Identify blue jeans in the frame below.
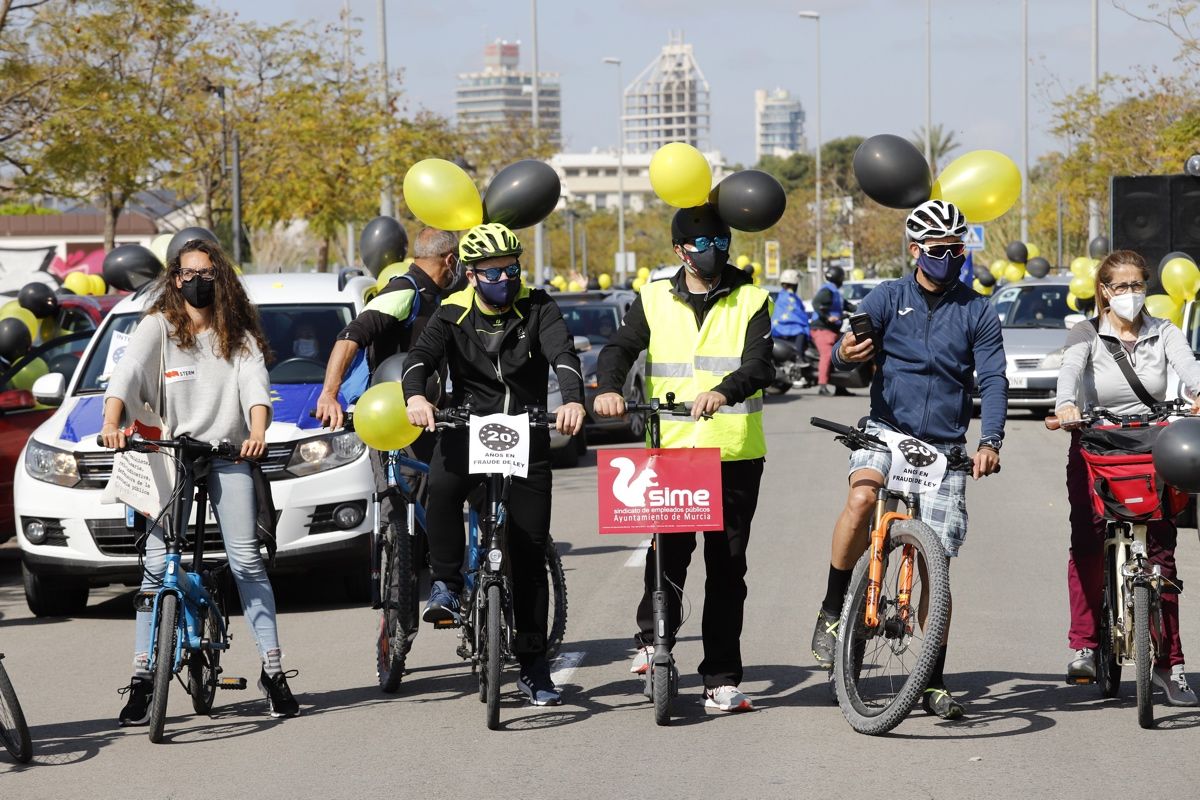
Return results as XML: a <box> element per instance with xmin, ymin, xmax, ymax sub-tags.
<box><xmin>133</xmin><ymin>460</ymin><xmax>280</xmax><ymax>669</ymax></box>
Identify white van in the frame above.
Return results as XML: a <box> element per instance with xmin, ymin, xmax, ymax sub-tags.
<box><xmin>14</xmin><ymin>272</ymin><xmax>378</xmax><ymax>616</ymax></box>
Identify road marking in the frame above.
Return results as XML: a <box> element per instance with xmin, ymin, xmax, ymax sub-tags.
<box><xmin>623</xmin><ymin>538</ymin><xmax>651</xmax><ymax>568</ymax></box>
<box><xmin>551</xmin><ymin>651</ymin><xmax>585</xmax><ymax>686</ymax></box>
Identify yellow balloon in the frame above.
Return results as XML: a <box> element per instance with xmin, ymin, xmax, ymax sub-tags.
<box><xmin>402</xmin><ymin>158</ymin><xmax>483</xmax><ymax>231</ymax></box>
<box><xmin>972</xmin><ymin>279</ymin><xmax>993</xmax><ymax>296</ymax></box>
<box><xmin>353</xmin><ymin>382</ymin><xmax>421</xmax><ymax>450</ymax></box>
<box><xmin>735</xmin><ymin>254</ymin><xmax>751</xmax><ymax>269</ymax></box>
<box><xmin>1003</xmin><ymin>264</ymin><xmax>1025</xmax><ymax>283</ymax></box>
<box><xmin>38</xmin><ymin>317</ymin><xmax>57</xmax><ymax>343</ymax></box>
<box><xmin>636</xmin><ymin>266</ymin><xmax>650</xmax><ymax>280</ymax></box>
<box><xmin>1087</xmin><ymin>258</ymin><xmax>1100</xmax><ymax>279</ymax></box>
<box><xmin>850</xmin><ymin>268</ymin><xmax>866</xmax><ymax>281</ymax></box>
<box><xmin>10</xmin><ymin>357</ymin><xmax>47</xmax><ymax>391</ymax></box>
<box><xmin>1070</xmin><ymin>256</ymin><xmax>1091</xmax><ymax>277</ymax></box>
<box><xmin>751</xmin><ymin>262</ymin><xmax>762</xmax><ymax>275</ymax></box>
<box><xmin>88</xmin><ymin>274</ymin><xmax>106</xmax><ymax>296</ymax></box>
<box><xmin>648</xmin><ymin>142</ymin><xmax>712</xmax><ymax>207</ymax></box>
<box><xmin>1025</xmin><ymin>243</ymin><xmax>1040</xmax><ymax>260</ymax></box>
<box><xmin>1161</xmin><ymin>257</ymin><xmax>1200</xmax><ymax>302</ymax></box>
<box><xmin>597</xmin><ymin>273</ymin><xmax>612</xmax><ymax>289</ymax></box>
<box><xmin>567</xmin><ymin>280</ymin><xmax>584</xmax><ymax>292</ymax></box>
<box><xmin>550</xmin><ymin>274</ymin><xmax>567</xmax><ymax>288</ymax></box>
<box><xmin>990</xmin><ymin>259</ymin><xmax>1008</xmax><ymax>279</ymax></box>
<box><xmin>0</xmin><ymin>301</ymin><xmax>38</xmax><ymax>338</ymax></box>
<box><xmin>375</xmin><ymin>260</ymin><xmax>412</xmax><ymax>292</ymax></box>
<box><xmin>930</xmin><ymin>150</ymin><xmax>1021</xmax><ymax>223</ymax></box>
<box><xmin>1066</xmin><ymin>293</ymin><xmax>1080</xmax><ymax>312</ymax></box>
<box><xmin>1069</xmin><ymin>275</ymin><xmax>1095</xmax><ymax>300</ymax></box>
<box><xmin>1145</xmin><ymin>293</ymin><xmax>1183</xmax><ymax>326</ymax></box>
<box><xmin>631</xmin><ymin>277</ymin><xmax>646</xmax><ymax>292</ymax></box>
<box><xmin>63</xmin><ymin>271</ymin><xmax>91</xmax><ymax>295</ymax></box>
<box><xmin>150</xmin><ymin>233</ymin><xmax>172</xmax><ymax>266</ymax></box>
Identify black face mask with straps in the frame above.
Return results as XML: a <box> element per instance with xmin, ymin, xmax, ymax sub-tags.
<box><xmin>180</xmin><ymin>277</ymin><xmax>215</xmax><ymax>309</ymax></box>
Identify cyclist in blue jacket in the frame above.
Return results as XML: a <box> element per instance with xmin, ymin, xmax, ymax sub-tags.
<box><xmin>771</xmin><ymin>269</ymin><xmax>810</xmax><ymax>354</ymax></box>
<box><xmin>808</xmin><ymin>199</ymin><xmax>1006</xmax><ymax>720</ymax></box>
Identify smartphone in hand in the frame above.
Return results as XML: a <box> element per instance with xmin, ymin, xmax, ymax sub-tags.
<box><xmin>848</xmin><ymin>312</ymin><xmax>876</xmax><ymax>344</ymax></box>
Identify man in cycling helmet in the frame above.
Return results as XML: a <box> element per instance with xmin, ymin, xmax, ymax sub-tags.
<box><xmin>402</xmin><ymin>223</ymin><xmax>586</xmax><ymax>706</ymax></box>
<box><xmin>809</xmin><ymin>199</ymin><xmax>1006</xmax><ymax>720</ymax></box>
<box><xmin>811</xmin><ymin>264</ymin><xmax>848</xmax><ymax>395</ymax></box>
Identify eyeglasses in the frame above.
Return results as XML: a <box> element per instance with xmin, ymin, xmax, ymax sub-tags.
<box><xmin>684</xmin><ymin>236</ymin><xmax>731</xmax><ymax>253</ymax></box>
<box><xmin>1104</xmin><ymin>281</ymin><xmax>1147</xmax><ymax>295</ymax></box>
<box><xmin>914</xmin><ymin>241</ymin><xmax>966</xmax><ymax>259</ymax></box>
<box><xmin>472</xmin><ymin>263</ymin><xmax>521</xmax><ymax>282</ymax></box>
<box><xmin>176</xmin><ymin>268</ymin><xmax>216</xmax><ymax>282</ymax></box>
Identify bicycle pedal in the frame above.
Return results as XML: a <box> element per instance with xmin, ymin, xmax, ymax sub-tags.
<box><xmin>433</xmin><ymin>619</ymin><xmax>461</xmax><ymax>629</ymax></box>
<box><xmin>1066</xmin><ymin>675</ymin><xmax>1096</xmax><ymax>686</ymax></box>
<box><xmin>218</xmin><ymin>677</ymin><xmax>248</xmax><ymax>690</ymax></box>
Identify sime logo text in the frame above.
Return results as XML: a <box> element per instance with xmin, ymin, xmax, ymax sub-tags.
<box><xmin>647</xmin><ymin>487</ymin><xmax>710</xmax><ymax>507</ymax></box>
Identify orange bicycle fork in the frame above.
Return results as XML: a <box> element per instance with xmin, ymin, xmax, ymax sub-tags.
<box><xmin>863</xmin><ymin>491</ymin><xmax>915</xmax><ymax>630</ymax></box>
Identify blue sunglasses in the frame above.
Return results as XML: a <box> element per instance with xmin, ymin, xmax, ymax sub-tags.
<box><xmin>472</xmin><ymin>263</ymin><xmax>522</xmax><ymax>282</ymax></box>
<box><xmin>687</xmin><ymin>236</ymin><xmax>730</xmax><ymax>253</ymax></box>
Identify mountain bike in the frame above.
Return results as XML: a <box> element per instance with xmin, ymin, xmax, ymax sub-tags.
<box><xmin>98</xmin><ymin>434</ymin><xmax>248</xmax><ymax>743</ymax></box>
<box><xmin>0</xmin><ymin>653</ymin><xmax>32</xmax><ymax>763</ymax></box>
<box><xmin>810</xmin><ymin>417</ymin><xmax>979</xmax><ymax>735</ymax></box>
<box><xmin>1046</xmin><ymin>401</ymin><xmax>1193</xmax><ymax>729</ymax></box>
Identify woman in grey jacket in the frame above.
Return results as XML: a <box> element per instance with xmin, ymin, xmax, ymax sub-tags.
<box><xmin>1055</xmin><ymin>250</ymin><xmax>1200</xmax><ymax>705</ymax></box>
<box><xmin>102</xmin><ymin>240</ymin><xmax>299</xmax><ymax>724</ymax></box>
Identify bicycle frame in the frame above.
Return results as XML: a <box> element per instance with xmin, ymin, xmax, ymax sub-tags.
<box><xmin>1104</xmin><ymin>521</ymin><xmax>1162</xmax><ymax>665</ymax></box>
<box><xmin>370</xmin><ymin>449</ymin><xmax>429</xmax><ymax>608</ymax></box>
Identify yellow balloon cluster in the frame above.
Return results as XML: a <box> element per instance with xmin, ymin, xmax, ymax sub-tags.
<box><xmin>1146</xmin><ymin>294</ymin><xmax>1184</xmax><ymax>327</ymax></box>
<box><xmin>567</xmin><ymin>280</ymin><xmax>584</xmax><ymax>292</ymax></box>
<box><xmin>1062</xmin><ymin>256</ymin><xmax>1102</xmax><ymax>311</ymax></box>
<box><xmin>649</xmin><ymin>143</ymin><xmax>712</xmax><ymax>208</ymax></box>
<box><xmin>0</xmin><ymin>301</ymin><xmax>37</xmax><ymax>339</ymax></box>
<box><xmin>632</xmin><ymin>277</ymin><xmax>646</xmax><ymax>292</ymax></box>
<box><xmin>1003</xmin><ymin>263</ymin><xmax>1025</xmax><ymax>283</ymax></box>
<box><xmin>972</xmin><ymin>279</ymin><xmax>993</xmax><ymax>296</ymax></box>
<box><xmin>550</xmin><ymin>274</ymin><xmax>568</xmax><ymax>290</ymax></box>
<box><xmin>636</xmin><ymin>266</ymin><xmax>650</xmax><ymax>280</ymax></box>
<box><xmin>735</xmin><ymin>255</ymin><xmax>751</xmax><ymax>269</ymax></box>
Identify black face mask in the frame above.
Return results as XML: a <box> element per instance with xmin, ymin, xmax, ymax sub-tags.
<box><xmin>683</xmin><ymin>247</ymin><xmax>728</xmax><ymax>281</ymax></box>
<box><xmin>180</xmin><ymin>278</ymin><xmax>215</xmax><ymax>309</ymax></box>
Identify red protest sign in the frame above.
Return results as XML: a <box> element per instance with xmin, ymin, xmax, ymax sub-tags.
<box><xmin>597</xmin><ymin>448</ymin><xmax>723</xmax><ymax>534</ymax></box>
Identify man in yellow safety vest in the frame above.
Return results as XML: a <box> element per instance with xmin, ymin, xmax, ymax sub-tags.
<box><xmin>594</xmin><ymin>203</ymin><xmax>774</xmax><ymax>712</ymax></box>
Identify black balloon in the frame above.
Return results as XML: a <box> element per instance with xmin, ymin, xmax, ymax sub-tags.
<box><xmin>483</xmin><ymin>160</ymin><xmax>562</xmax><ymax>230</ymax></box>
<box><xmin>1005</xmin><ymin>241</ymin><xmax>1028</xmax><ymax>264</ymax></box>
<box><xmin>18</xmin><ymin>282</ymin><xmax>58</xmax><ymax>319</ymax></box>
<box><xmin>707</xmin><ymin>170</ymin><xmax>787</xmax><ymax>232</ymax></box>
<box><xmin>1088</xmin><ymin>235</ymin><xmax>1110</xmax><ymax>259</ymax></box>
<box><xmin>851</xmin><ymin>134</ymin><xmax>931</xmax><ymax>209</ymax></box>
<box><xmin>103</xmin><ymin>245</ymin><xmax>163</xmax><ymax>292</ymax></box>
<box><xmin>1154</xmin><ymin>417</ymin><xmax>1200</xmax><ymax>493</ymax></box>
<box><xmin>166</xmin><ymin>227</ymin><xmax>219</xmax><ymax>267</ymax></box>
<box><xmin>360</xmin><ymin>217</ymin><xmax>409</xmax><ymax>275</ymax></box>
<box><xmin>0</xmin><ymin>317</ymin><xmax>32</xmax><ymax>362</ymax></box>
<box><xmin>1026</xmin><ymin>257</ymin><xmax>1051</xmax><ymax>279</ymax></box>
<box><xmin>975</xmin><ymin>268</ymin><xmax>996</xmax><ymax>287</ymax></box>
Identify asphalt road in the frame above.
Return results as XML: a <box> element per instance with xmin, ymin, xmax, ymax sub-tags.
<box><xmin>3</xmin><ymin>390</ymin><xmax>1200</xmax><ymax>799</ymax></box>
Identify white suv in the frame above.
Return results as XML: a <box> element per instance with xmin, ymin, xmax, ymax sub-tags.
<box><xmin>15</xmin><ymin>272</ymin><xmax>378</xmax><ymax>616</ymax></box>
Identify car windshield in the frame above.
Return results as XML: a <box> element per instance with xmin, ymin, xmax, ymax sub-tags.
<box><xmin>559</xmin><ymin>304</ymin><xmax>621</xmax><ymax>344</ymax></box>
<box><xmin>990</xmin><ymin>284</ymin><xmax>1072</xmax><ymax>329</ymax></box>
<box><xmin>842</xmin><ymin>282</ymin><xmax>876</xmax><ymax>302</ymax></box>
<box><xmin>74</xmin><ymin>303</ymin><xmax>356</xmax><ymax>394</ymax></box>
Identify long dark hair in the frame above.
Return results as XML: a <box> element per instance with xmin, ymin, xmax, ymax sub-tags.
<box><xmin>1093</xmin><ymin>250</ymin><xmax>1150</xmax><ymax>318</ymax></box>
<box><xmin>148</xmin><ymin>239</ymin><xmax>271</xmax><ymax>362</ymax></box>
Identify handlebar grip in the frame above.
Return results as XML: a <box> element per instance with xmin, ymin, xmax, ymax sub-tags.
<box><xmin>809</xmin><ymin>416</ymin><xmax>858</xmax><ymax>438</ymax></box>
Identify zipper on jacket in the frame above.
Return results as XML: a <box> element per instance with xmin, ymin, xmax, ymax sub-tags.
<box><xmin>494</xmin><ymin>355</ymin><xmax>511</xmax><ymax>414</ymax></box>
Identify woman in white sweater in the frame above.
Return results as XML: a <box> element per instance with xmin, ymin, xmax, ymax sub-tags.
<box><xmin>102</xmin><ymin>239</ymin><xmax>299</xmax><ymax>724</ymax></box>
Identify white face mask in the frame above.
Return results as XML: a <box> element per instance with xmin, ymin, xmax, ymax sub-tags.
<box><xmin>294</xmin><ymin>338</ymin><xmax>318</xmax><ymax>358</ymax></box>
<box><xmin>1109</xmin><ymin>292</ymin><xmax>1145</xmax><ymax>322</ymax></box>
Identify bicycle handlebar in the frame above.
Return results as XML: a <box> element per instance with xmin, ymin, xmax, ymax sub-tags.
<box><xmin>432</xmin><ymin>404</ymin><xmax>555</xmax><ymax>430</ymax></box>
<box><xmin>95</xmin><ymin>433</ymin><xmax>240</xmax><ymax>461</ymax></box>
<box><xmin>1045</xmin><ymin>398</ymin><xmax>1194</xmax><ymax>431</ymax></box>
<box><xmin>808</xmin><ymin>417</ymin><xmax>987</xmax><ymax>474</ymax></box>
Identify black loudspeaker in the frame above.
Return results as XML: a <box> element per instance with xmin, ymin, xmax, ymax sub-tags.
<box><xmin>1111</xmin><ymin>174</ymin><xmax>1200</xmax><ymax>291</ymax></box>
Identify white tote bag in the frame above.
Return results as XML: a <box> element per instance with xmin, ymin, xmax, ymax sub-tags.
<box><xmin>100</xmin><ymin>319</ymin><xmax>176</xmax><ymax>519</ymax></box>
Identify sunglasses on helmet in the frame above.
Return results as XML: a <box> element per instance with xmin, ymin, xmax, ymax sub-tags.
<box><xmin>472</xmin><ymin>263</ymin><xmax>521</xmax><ymax>282</ymax></box>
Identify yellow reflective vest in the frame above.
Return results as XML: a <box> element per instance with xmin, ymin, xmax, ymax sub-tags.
<box><xmin>641</xmin><ymin>278</ymin><xmax>769</xmax><ymax>461</ymax></box>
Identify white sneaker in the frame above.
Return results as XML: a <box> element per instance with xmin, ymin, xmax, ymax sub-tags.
<box><xmin>629</xmin><ymin>646</ymin><xmax>654</xmax><ymax>674</ymax></box>
<box><xmin>1152</xmin><ymin>665</ymin><xmax>1200</xmax><ymax>707</ymax></box>
<box><xmin>704</xmin><ymin>685</ymin><xmax>754</xmax><ymax>712</ymax></box>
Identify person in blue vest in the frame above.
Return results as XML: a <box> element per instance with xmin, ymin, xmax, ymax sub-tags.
<box><xmin>771</xmin><ymin>268</ymin><xmax>810</xmax><ymax>354</ymax></box>
<box><xmin>810</xmin><ymin>265</ymin><xmax>847</xmax><ymax>396</ymax></box>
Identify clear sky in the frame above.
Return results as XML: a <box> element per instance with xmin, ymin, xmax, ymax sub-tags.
<box><xmin>211</xmin><ymin>0</ymin><xmax>1187</xmax><ymax>169</ymax></box>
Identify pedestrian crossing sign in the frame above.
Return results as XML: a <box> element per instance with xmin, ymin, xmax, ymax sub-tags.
<box><xmin>964</xmin><ymin>224</ymin><xmax>985</xmax><ymax>251</ymax></box>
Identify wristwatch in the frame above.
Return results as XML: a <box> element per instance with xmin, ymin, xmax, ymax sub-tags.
<box><xmin>978</xmin><ymin>436</ymin><xmax>1003</xmax><ymax>452</ymax></box>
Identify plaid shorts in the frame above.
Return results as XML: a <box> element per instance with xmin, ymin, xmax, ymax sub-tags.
<box><xmin>847</xmin><ymin>421</ymin><xmax>969</xmax><ymax>557</ymax></box>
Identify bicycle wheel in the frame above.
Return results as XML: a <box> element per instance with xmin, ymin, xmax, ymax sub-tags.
<box><xmin>653</xmin><ymin>661</ymin><xmax>671</xmax><ymax>726</ymax></box>
<box><xmin>1097</xmin><ymin>557</ymin><xmax>1122</xmax><ymax>698</ymax></box>
<box><xmin>148</xmin><ymin>593</ymin><xmax>178</xmax><ymax>744</ymax></box>
<box><xmin>546</xmin><ymin>538</ymin><xmax>568</xmax><ymax>658</ymax></box>
<box><xmin>1134</xmin><ymin>584</ymin><xmax>1155</xmax><ymax>729</ymax></box>
<box><xmin>484</xmin><ymin>583</ymin><xmax>502</xmax><ymax>731</ymax></box>
<box><xmin>0</xmin><ymin>660</ymin><xmax>32</xmax><ymax>763</ymax></box>
<box><xmin>187</xmin><ymin>601</ymin><xmax>221</xmax><ymax>715</ymax></box>
<box><xmin>377</xmin><ymin>523</ymin><xmax>419</xmax><ymax>693</ymax></box>
<box><xmin>834</xmin><ymin>518</ymin><xmax>950</xmax><ymax>736</ymax></box>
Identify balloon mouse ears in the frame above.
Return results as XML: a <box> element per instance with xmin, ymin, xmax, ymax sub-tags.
<box><xmin>708</xmin><ymin>170</ymin><xmax>787</xmax><ymax>233</ymax></box>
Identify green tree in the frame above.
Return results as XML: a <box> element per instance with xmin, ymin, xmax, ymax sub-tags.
<box><xmin>910</xmin><ymin>123</ymin><xmax>960</xmax><ymax>175</ymax></box>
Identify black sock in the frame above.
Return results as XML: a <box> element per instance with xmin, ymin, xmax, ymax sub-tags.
<box><xmin>821</xmin><ymin>565</ymin><xmax>853</xmax><ymax>615</ymax></box>
<box><xmin>928</xmin><ymin>645</ymin><xmax>948</xmax><ymax>687</ymax></box>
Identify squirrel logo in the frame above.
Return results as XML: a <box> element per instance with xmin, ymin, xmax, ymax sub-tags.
<box><xmin>610</xmin><ymin>456</ymin><xmax>659</xmax><ymax>507</ymax></box>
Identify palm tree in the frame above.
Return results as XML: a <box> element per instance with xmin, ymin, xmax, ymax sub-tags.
<box><xmin>911</xmin><ymin>123</ymin><xmax>961</xmax><ymax>175</ymax></box>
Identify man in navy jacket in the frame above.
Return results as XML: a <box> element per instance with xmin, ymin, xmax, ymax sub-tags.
<box><xmin>810</xmin><ymin>200</ymin><xmax>1006</xmax><ymax>720</ymax></box>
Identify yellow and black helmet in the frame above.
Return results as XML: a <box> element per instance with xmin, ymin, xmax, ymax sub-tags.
<box><xmin>458</xmin><ymin>223</ymin><xmax>523</xmax><ymax>264</ymax></box>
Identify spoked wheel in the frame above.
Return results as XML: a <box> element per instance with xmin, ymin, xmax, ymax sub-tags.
<box><xmin>652</xmin><ymin>661</ymin><xmax>671</xmax><ymax>726</ymax></box>
<box><xmin>834</xmin><ymin>519</ymin><xmax>950</xmax><ymax>736</ymax></box>
<box><xmin>1097</xmin><ymin>566</ymin><xmax>1122</xmax><ymax>698</ymax></box>
<box><xmin>484</xmin><ymin>583</ymin><xmax>502</xmax><ymax>731</ymax></box>
<box><xmin>546</xmin><ymin>538</ymin><xmax>569</xmax><ymax>658</ymax></box>
<box><xmin>148</xmin><ymin>593</ymin><xmax>179</xmax><ymax>744</ymax></box>
<box><xmin>187</xmin><ymin>601</ymin><xmax>221</xmax><ymax>715</ymax></box>
<box><xmin>1134</xmin><ymin>584</ymin><xmax>1155</xmax><ymax>729</ymax></box>
<box><xmin>0</xmin><ymin>658</ymin><xmax>32</xmax><ymax>763</ymax></box>
<box><xmin>377</xmin><ymin>524</ymin><xmax>419</xmax><ymax>693</ymax></box>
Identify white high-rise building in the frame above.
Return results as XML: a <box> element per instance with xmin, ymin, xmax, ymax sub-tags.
<box><xmin>755</xmin><ymin>89</ymin><xmax>806</xmax><ymax>161</ymax></box>
<box><xmin>622</xmin><ymin>32</ymin><xmax>710</xmax><ymax>154</ymax></box>
<box><xmin>456</xmin><ymin>40</ymin><xmax>561</xmax><ymax>148</ymax></box>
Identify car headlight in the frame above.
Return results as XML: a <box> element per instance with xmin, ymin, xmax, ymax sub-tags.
<box><xmin>285</xmin><ymin>430</ymin><xmax>366</xmax><ymax>477</ymax></box>
<box><xmin>1039</xmin><ymin>348</ymin><xmax>1066</xmax><ymax>370</ymax></box>
<box><xmin>25</xmin><ymin>440</ymin><xmax>80</xmax><ymax>487</ymax></box>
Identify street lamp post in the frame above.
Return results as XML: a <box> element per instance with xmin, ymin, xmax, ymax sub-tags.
<box><xmin>204</xmin><ymin>82</ymin><xmax>243</xmax><ymax>266</ymax></box>
<box><xmin>377</xmin><ymin>0</ymin><xmax>393</xmax><ymax>217</ymax></box>
<box><xmin>1021</xmin><ymin>0</ymin><xmax>1029</xmax><ymax>243</ymax></box>
<box><xmin>531</xmin><ymin>0</ymin><xmax>545</xmax><ymax>281</ymax></box>
<box><xmin>925</xmin><ymin>0</ymin><xmax>932</xmax><ymax>168</ymax></box>
<box><xmin>602</xmin><ymin>57</ymin><xmax>626</xmax><ymax>285</ymax></box>
<box><xmin>798</xmin><ymin>12</ymin><xmax>822</xmax><ymax>276</ymax></box>
<box><xmin>1088</xmin><ymin>0</ymin><xmax>1101</xmax><ymax>242</ymax></box>
<box><xmin>566</xmin><ymin>209</ymin><xmax>577</xmax><ymax>276</ymax></box>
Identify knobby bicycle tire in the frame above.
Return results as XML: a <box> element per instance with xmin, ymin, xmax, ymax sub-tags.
<box><xmin>834</xmin><ymin>518</ymin><xmax>950</xmax><ymax>736</ymax></box>
<box><xmin>377</xmin><ymin>520</ymin><xmax>419</xmax><ymax>693</ymax></box>
<box><xmin>0</xmin><ymin>660</ymin><xmax>32</xmax><ymax>763</ymax></box>
<box><xmin>485</xmin><ymin>583</ymin><xmax>502</xmax><ymax>731</ymax></box>
<box><xmin>188</xmin><ymin>600</ymin><xmax>221</xmax><ymax>715</ymax></box>
<box><xmin>148</xmin><ymin>593</ymin><xmax>179</xmax><ymax>744</ymax></box>
<box><xmin>546</xmin><ymin>538</ymin><xmax>568</xmax><ymax>658</ymax></box>
<box><xmin>1098</xmin><ymin>556</ymin><xmax>1122</xmax><ymax>699</ymax></box>
<box><xmin>1134</xmin><ymin>584</ymin><xmax>1155</xmax><ymax>729</ymax></box>
<box><xmin>653</xmin><ymin>663</ymin><xmax>671</xmax><ymax>726</ymax></box>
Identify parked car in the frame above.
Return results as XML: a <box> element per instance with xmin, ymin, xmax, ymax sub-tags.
<box><xmin>14</xmin><ymin>272</ymin><xmax>378</xmax><ymax>616</ymax></box>
<box><xmin>841</xmin><ymin>278</ymin><xmax>884</xmax><ymax>309</ymax></box>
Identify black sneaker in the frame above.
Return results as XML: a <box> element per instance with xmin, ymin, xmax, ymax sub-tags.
<box><xmin>517</xmin><ymin>659</ymin><xmax>561</xmax><ymax>706</ymax></box>
<box><xmin>258</xmin><ymin>668</ymin><xmax>300</xmax><ymax>718</ymax></box>
<box><xmin>811</xmin><ymin>608</ymin><xmax>839</xmax><ymax>670</ymax></box>
<box><xmin>117</xmin><ymin>676</ymin><xmax>153</xmax><ymax>726</ymax></box>
<box><xmin>834</xmin><ymin>387</ymin><xmax>854</xmax><ymax>397</ymax></box>
<box><xmin>922</xmin><ymin>686</ymin><xmax>965</xmax><ymax>720</ymax></box>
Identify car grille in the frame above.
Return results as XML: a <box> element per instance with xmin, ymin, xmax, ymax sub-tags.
<box><xmin>86</xmin><ymin>518</ymin><xmax>225</xmax><ymax>557</ymax></box>
<box><xmin>1008</xmin><ymin>388</ymin><xmax>1056</xmax><ymax>400</ymax></box>
<box><xmin>1012</xmin><ymin>358</ymin><xmax>1042</xmax><ymax>370</ymax></box>
<box><xmin>75</xmin><ymin>444</ymin><xmax>296</xmax><ymax>489</ymax></box>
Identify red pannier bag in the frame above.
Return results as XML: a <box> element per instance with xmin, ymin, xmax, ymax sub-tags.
<box><xmin>1079</xmin><ymin>423</ymin><xmax>1190</xmax><ymax>522</ymax></box>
